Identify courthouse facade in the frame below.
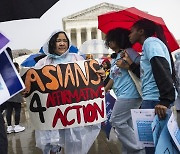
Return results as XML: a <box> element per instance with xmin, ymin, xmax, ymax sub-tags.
<box><xmin>62</xmin><ymin>2</ymin><xmax>126</xmax><ymax>57</ymax></box>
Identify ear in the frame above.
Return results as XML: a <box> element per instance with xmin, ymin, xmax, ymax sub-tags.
<box><xmin>138</xmin><ymin>29</ymin><xmax>144</xmax><ymax>35</ymax></box>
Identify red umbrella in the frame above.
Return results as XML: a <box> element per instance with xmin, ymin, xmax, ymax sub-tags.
<box><xmin>98</xmin><ymin>7</ymin><xmax>179</xmax><ymax>52</ymax></box>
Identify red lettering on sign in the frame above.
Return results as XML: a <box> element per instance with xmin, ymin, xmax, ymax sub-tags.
<box><xmin>46</xmin><ymin>86</ymin><xmax>104</xmax><ymax>107</ymax></box>
<box><xmin>52</xmin><ymin>100</ymin><xmax>105</xmax><ymax>128</ymax></box>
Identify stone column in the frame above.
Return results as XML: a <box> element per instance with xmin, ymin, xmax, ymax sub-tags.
<box><xmin>66</xmin><ymin>29</ymin><xmax>71</xmax><ymax>41</ymax></box>
<box><xmin>86</xmin><ymin>27</ymin><xmax>92</xmax><ymax>41</ymax></box>
<box><xmin>76</xmin><ymin>28</ymin><xmax>81</xmax><ymax>48</ymax></box>
<box><xmin>97</xmin><ymin>29</ymin><xmax>102</xmax><ymax>40</ymax></box>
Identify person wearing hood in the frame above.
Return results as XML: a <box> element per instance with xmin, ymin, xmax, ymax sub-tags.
<box><xmin>33</xmin><ymin>30</ymin><xmax>102</xmax><ymax>154</ymax></box>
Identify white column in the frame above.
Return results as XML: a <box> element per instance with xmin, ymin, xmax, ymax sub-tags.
<box><xmin>97</xmin><ymin>29</ymin><xmax>102</xmax><ymax>40</ymax></box>
<box><xmin>66</xmin><ymin>29</ymin><xmax>71</xmax><ymax>41</ymax></box>
<box><xmin>86</xmin><ymin>27</ymin><xmax>92</xmax><ymax>41</ymax></box>
<box><xmin>76</xmin><ymin>28</ymin><xmax>81</xmax><ymax>48</ymax></box>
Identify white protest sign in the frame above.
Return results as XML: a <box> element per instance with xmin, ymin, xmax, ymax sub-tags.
<box><xmin>22</xmin><ymin>59</ymin><xmax>106</xmax><ymax>130</ymax></box>
<box><xmin>131</xmin><ymin>109</ymin><xmax>155</xmax><ymax>147</ymax></box>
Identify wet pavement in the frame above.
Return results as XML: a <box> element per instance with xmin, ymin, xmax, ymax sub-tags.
<box><xmin>5</xmin><ymin>103</ymin><xmax>122</xmax><ymax>154</ymax></box>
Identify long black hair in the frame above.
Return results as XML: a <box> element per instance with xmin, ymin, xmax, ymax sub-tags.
<box><xmin>133</xmin><ymin>19</ymin><xmax>177</xmax><ymax>85</ymax></box>
<box><xmin>48</xmin><ymin>31</ymin><xmax>69</xmax><ymax>54</ymax></box>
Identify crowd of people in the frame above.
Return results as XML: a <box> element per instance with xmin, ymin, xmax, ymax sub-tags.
<box><xmin>0</xmin><ymin>18</ymin><xmax>180</xmax><ymax>154</ymax></box>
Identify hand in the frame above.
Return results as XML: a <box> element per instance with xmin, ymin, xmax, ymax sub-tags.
<box><xmin>123</xmin><ymin>51</ymin><xmax>133</xmax><ymax>65</ymax></box>
<box><xmin>116</xmin><ymin>59</ymin><xmax>129</xmax><ymax>69</ymax></box>
<box><xmin>96</xmin><ymin>69</ymin><xmax>106</xmax><ymax>80</ymax></box>
<box><xmin>120</xmin><ymin>50</ymin><xmax>126</xmax><ymax>58</ymax></box>
<box><xmin>155</xmin><ymin>104</ymin><xmax>167</xmax><ymax>119</ymax></box>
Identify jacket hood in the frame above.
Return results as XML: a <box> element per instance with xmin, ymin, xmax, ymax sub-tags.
<box><xmin>42</xmin><ymin>30</ymin><xmax>71</xmax><ymax>59</ymax></box>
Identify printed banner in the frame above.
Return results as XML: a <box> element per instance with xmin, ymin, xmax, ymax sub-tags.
<box><xmin>0</xmin><ymin>50</ymin><xmax>25</xmax><ymax>105</ymax></box>
<box><xmin>131</xmin><ymin>109</ymin><xmax>155</xmax><ymax>147</ymax></box>
<box><xmin>22</xmin><ymin>59</ymin><xmax>106</xmax><ymax>130</ymax></box>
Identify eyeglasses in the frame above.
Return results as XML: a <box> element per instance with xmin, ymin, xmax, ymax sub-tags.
<box><xmin>56</xmin><ymin>39</ymin><xmax>68</xmax><ymax>43</ymax></box>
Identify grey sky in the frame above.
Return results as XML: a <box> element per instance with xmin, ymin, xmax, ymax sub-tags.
<box><xmin>0</xmin><ymin>0</ymin><xmax>179</xmax><ymax>50</ymax></box>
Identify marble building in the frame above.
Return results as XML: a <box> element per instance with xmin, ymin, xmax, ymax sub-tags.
<box><xmin>62</xmin><ymin>2</ymin><xmax>126</xmax><ymax>58</ymax></box>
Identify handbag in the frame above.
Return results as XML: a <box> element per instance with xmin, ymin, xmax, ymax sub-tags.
<box><xmin>128</xmin><ymin>70</ymin><xmax>142</xmax><ymax>96</ymax></box>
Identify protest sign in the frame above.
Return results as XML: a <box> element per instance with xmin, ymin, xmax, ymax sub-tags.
<box><xmin>167</xmin><ymin>112</ymin><xmax>180</xmax><ymax>152</ymax></box>
<box><xmin>153</xmin><ymin>113</ymin><xmax>179</xmax><ymax>153</ymax></box>
<box><xmin>101</xmin><ymin>89</ymin><xmax>116</xmax><ymax>139</ymax></box>
<box><xmin>22</xmin><ymin>59</ymin><xmax>106</xmax><ymax>130</ymax></box>
<box><xmin>152</xmin><ymin>114</ymin><xmax>169</xmax><ymax>147</ymax></box>
<box><xmin>131</xmin><ymin>109</ymin><xmax>155</xmax><ymax>147</ymax></box>
<box><xmin>0</xmin><ymin>50</ymin><xmax>25</xmax><ymax>105</ymax></box>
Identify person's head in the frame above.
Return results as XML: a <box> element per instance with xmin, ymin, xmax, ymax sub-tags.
<box><xmin>86</xmin><ymin>54</ymin><xmax>94</xmax><ymax>60</ymax></box>
<box><xmin>129</xmin><ymin>19</ymin><xmax>168</xmax><ymax>48</ymax></box>
<box><xmin>102</xmin><ymin>59</ymin><xmax>111</xmax><ymax>70</ymax></box>
<box><xmin>105</xmin><ymin>28</ymin><xmax>132</xmax><ymax>53</ymax></box>
<box><xmin>48</xmin><ymin>31</ymin><xmax>70</xmax><ymax>55</ymax></box>
<box><xmin>130</xmin><ymin>19</ymin><xmax>177</xmax><ymax>87</ymax></box>
<box><xmin>14</xmin><ymin>62</ymin><xmax>20</xmax><ymax>72</ymax></box>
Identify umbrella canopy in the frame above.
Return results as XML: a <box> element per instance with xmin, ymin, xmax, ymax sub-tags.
<box><xmin>69</xmin><ymin>45</ymin><xmax>78</xmax><ymax>53</ymax></box>
<box><xmin>79</xmin><ymin>39</ymin><xmax>110</xmax><ymax>55</ymax></box>
<box><xmin>21</xmin><ymin>53</ymin><xmax>46</xmax><ymax>67</ymax></box>
<box><xmin>98</xmin><ymin>7</ymin><xmax>179</xmax><ymax>52</ymax></box>
<box><xmin>0</xmin><ymin>0</ymin><xmax>59</xmax><ymax>22</ymax></box>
